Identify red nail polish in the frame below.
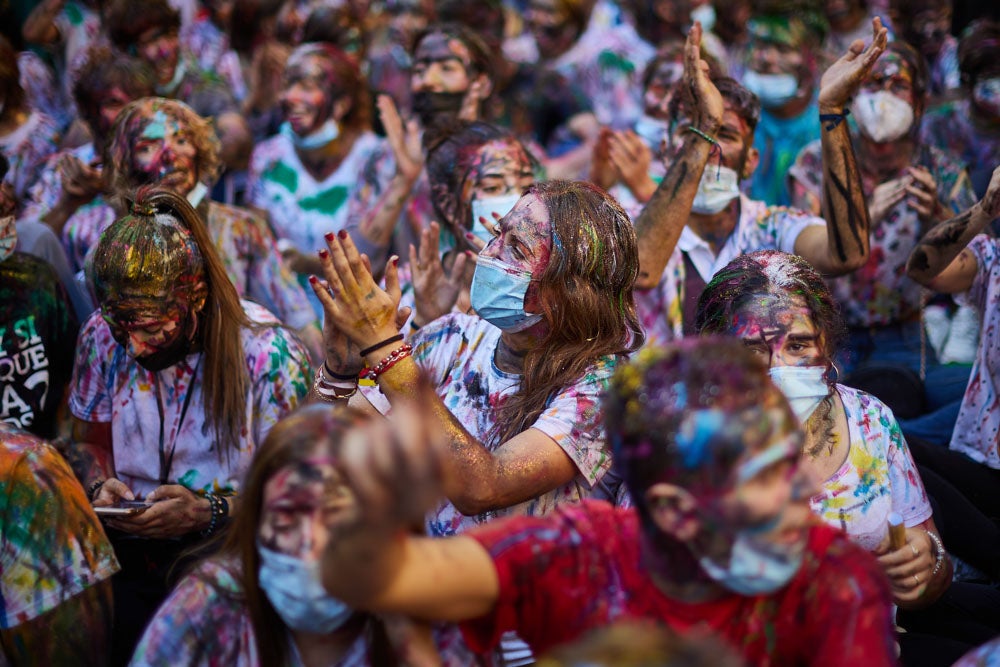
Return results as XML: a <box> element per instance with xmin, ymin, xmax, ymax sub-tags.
<box><xmin>325</xmin><ymin>232</ymin><xmax>335</xmax><ymax>242</ymax></box>
<box><xmin>391</xmin><ymin>256</ymin><xmax>399</xmax><ymax>266</ymax></box>
<box><xmin>308</xmin><ymin>275</ymin><xmax>318</xmax><ymax>283</ymax></box>
<box><xmin>319</xmin><ymin>249</ymin><xmax>329</xmax><ymax>259</ymax></box>
<box><xmin>338</xmin><ymin>229</ymin><xmax>348</xmax><ymax>240</ymax></box>
<box><xmin>465</xmin><ymin>232</ymin><xmax>475</xmax><ymax>239</ymax></box>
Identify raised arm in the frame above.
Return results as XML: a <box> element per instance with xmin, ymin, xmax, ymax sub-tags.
<box><xmin>795</xmin><ymin>18</ymin><xmax>888</xmax><ymax>276</ymax></box>
<box><xmin>632</xmin><ymin>22</ymin><xmax>723</xmax><ymax>290</ymax></box>
<box><xmin>906</xmin><ymin>165</ymin><xmax>1000</xmax><ymax>294</ymax></box>
<box><xmin>320</xmin><ymin>409</ymin><xmax>500</xmax><ymax>621</ymax></box>
<box><xmin>310</xmin><ymin>232</ymin><xmax>579</xmax><ymax>516</ymax></box>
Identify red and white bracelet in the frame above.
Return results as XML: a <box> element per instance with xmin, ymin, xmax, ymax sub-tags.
<box><xmin>361</xmin><ymin>343</ymin><xmax>413</xmax><ymax>381</ymax></box>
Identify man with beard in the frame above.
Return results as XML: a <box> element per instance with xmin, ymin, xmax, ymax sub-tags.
<box><xmin>630</xmin><ymin>20</ymin><xmax>885</xmax><ymax>346</ymax></box>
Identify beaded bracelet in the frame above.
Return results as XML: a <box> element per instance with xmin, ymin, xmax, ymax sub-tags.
<box><xmin>360</xmin><ymin>333</ymin><xmax>405</xmax><ymax>358</ymax></box>
<box><xmin>684</xmin><ymin>126</ymin><xmax>723</xmax><ymax>177</ymax></box>
<box><xmin>361</xmin><ymin>343</ymin><xmax>413</xmax><ymax>381</ymax></box>
<box><xmin>925</xmin><ymin>529</ymin><xmax>947</xmax><ymax>577</ymax></box>
<box><xmin>87</xmin><ymin>478</ymin><xmax>106</xmax><ymax>502</ymax></box>
<box><xmin>202</xmin><ymin>493</ymin><xmax>227</xmax><ymax>537</ymax></box>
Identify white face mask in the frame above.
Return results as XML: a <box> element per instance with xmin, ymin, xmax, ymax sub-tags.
<box><xmin>742</xmin><ymin>70</ymin><xmax>799</xmax><ymax>109</ymax></box>
<box><xmin>634</xmin><ymin>114</ymin><xmax>670</xmax><ymax>152</ymax></box>
<box><xmin>691</xmin><ymin>165</ymin><xmax>741</xmax><ymax>214</ymax></box>
<box><xmin>690</xmin><ymin>3</ymin><xmax>716</xmax><ymax>32</ymax></box>
<box><xmin>768</xmin><ymin>365</ymin><xmax>829</xmax><ymax>426</ymax></box>
<box><xmin>699</xmin><ymin>529</ymin><xmax>804</xmax><ymax>595</ymax></box>
<box><xmin>851</xmin><ymin>91</ymin><xmax>914</xmax><ymax>143</ymax></box>
<box><xmin>280</xmin><ymin>118</ymin><xmax>341</xmax><ymax>150</ymax></box>
<box><xmin>470</xmin><ymin>193</ymin><xmax>520</xmax><ymax>244</ymax></box>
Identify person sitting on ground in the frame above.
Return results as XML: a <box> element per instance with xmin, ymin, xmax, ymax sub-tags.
<box><xmin>316</xmin><ymin>338</ymin><xmax>898</xmax><ymax>666</ymax></box>
<box><xmin>132</xmin><ymin>403</ymin><xmax>474</xmax><ymax>666</ymax></box>
<box><xmin>789</xmin><ymin>39</ymin><xmax>978</xmax><ymax>445</ymax></box>
<box><xmin>67</xmin><ymin>188</ymin><xmax>311</xmax><ymax>663</ymax></box>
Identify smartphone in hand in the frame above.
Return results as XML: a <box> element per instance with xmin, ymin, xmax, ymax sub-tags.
<box><xmin>93</xmin><ymin>500</ymin><xmax>153</xmax><ymax>517</ymax></box>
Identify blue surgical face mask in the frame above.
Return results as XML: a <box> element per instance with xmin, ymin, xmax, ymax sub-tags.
<box><xmin>470</xmin><ymin>193</ymin><xmax>521</xmax><ymax>244</ymax></box>
<box><xmin>470</xmin><ymin>254</ymin><xmax>543</xmax><ymax>333</ymax></box>
<box><xmin>258</xmin><ymin>544</ymin><xmax>353</xmax><ymax>634</ymax></box>
<box><xmin>742</xmin><ymin>70</ymin><xmax>799</xmax><ymax>109</ymax></box>
<box><xmin>698</xmin><ymin>529</ymin><xmax>804</xmax><ymax>595</ymax></box>
<box><xmin>768</xmin><ymin>365</ymin><xmax>829</xmax><ymax>426</ymax></box>
<box><xmin>280</xmin><ymin>118</ymin><xmax>341</xmax><ymax>151</ymax></box>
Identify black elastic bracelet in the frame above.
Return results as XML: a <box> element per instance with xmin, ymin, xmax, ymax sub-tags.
<box><xmin>324</xmin><ymin>362</ymin><xmax>358</xmax><ymax>382</ymax></box>
<box><xmin>87</xmin><ymin>478</ymin><xmax>106</xmax><ymax>502</ymax></box>
<box><xmin>360</xmin><ymin>333</ymin><xmax>404</xmax><ymax>358</ymax></box>
<box><xmin>820</xmin><ymin>108</ymin><xmax>850</xmax><ymax>131</ymax></box>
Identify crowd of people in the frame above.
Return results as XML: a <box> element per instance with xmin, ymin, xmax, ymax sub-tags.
<box><xmin>1</xmin><ymin>0</ymin><xmax>1000</xmax><ymax>665</ymax></box>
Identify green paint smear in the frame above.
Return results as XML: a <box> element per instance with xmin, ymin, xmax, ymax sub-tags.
<box><xmin>142</xmin><ymin>110</ymin><xmax>168</xmax><ymax>140</ymax></box>
<box><xmin>597</xmin><ymin>49</ymin><xmax>635</xmax><ymax>75</ymax></box>
<box><xmin>263</xmin><ymin>162</ymin><xmax>299</xmax><ymax>193</ymax></box>
<box><xmin>178</xmin><ymin>469</ymin><xmax>199</xmax><ymax>488</ymax></box>
<box><xmin>299</xmin><ymin>186</ymin><xmax>348</xmax><ymax>214</ymax></box>
<box><xmin>65</xmin><ymin>2</ymin><xmax>83</xmax><ymax>25</ymax></box>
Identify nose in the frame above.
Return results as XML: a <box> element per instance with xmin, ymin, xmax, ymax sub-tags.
<box><xmin>754</xmin><ymin>44</ymin><xmax>780</xmax><ymax>72</ymax></box>
<box><xmin>415</xmin><ymin>64</ymin><xmax>444</xmax><ymax>92</ymax></box>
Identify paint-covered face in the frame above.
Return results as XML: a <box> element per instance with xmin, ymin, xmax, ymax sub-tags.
<box><xmin>258</xmin><ymin>457</ymin><xmax>356</xmax><ymax>560</ymax></box>
<box><xmin>480</xmin><ymin>192</ymin><xmax>553</xmax><ymax>282</ymax></box>
<box><xmin>526</xmin><ymin>0</ymin><xmax>579</xmax><ymax>61</ymax></box>
<box><xmin>458</xmin><ymin>139</ymin><xmax>535</xmax><ymax>228</ymax></box>
<box><xmin>909</xmin><ymin>7</ymin><xmax>951</xmax><ymax>58</ymax></box>
<box><xmin>644</xmin><ymin>59</ymin><xmax>684</xmax><ymax>117</ymax></box>
<box><xmin>860</xmin><ymin>53</ymin><xmax>917</xmax><ymax>107</ymax></box>
<box><xmin>748</xmin><ymin>35</ymin><xmax>806</xmax><ymax>78</ymax></box>
<box><xmin>131</xmin><ymin>110</ymin><xmax>199</xmax><ymax>195</ymax></box>
<box><xmin>730</xmin><ymin>293</ymin><xmax>824</xmax><ymax>368</ymax></box>
<box><xmin>96</xmin><ymin>86</ymin><xmax>134</xmax><ymax>136</ymax></box>
<box><xmin>670</xmin><ymin>104</ymin><xmax>755</xmax><ymax>175</ymax></box>
<box><xmin>411</xmin><ymin>32</ymin><xmax>474</xmax><ymax>94</ymax></box>
<box><xmin>0</xmin><ymin>207</ymin><xmax>16</xmax><ymax>262</ymax></box>
<box><xmin>280</xmin><ymin>54</ymin><xmax>338</xmax><ymax>136</ymax></box>
<box><xmin>101</xmin><ymin>290</ymin><xmax>201</xmax><ymax>371</ymax></box>
<box><xmin>135</xmin><ymin>25</ymin><xmax>180</xmax><ymax>86</ymax></box>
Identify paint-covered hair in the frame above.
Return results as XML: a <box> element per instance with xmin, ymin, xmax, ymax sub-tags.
<box><xmin>490</xmin><ymin>180</ymin><xmax>644</xmax><ymax>446</ymax></box>
<box><xmin>104</xmin><ymin>97</ymin><xmax>222</xmax><ymax>201</ymax></box>
<box><xmin>411</xmin><ymin>23</ymin><xmax>494</xmax><ymax>82</ymax></box>
<box><xmin>605</xmin><ymin>339</ymin><xmax>800</xmax><ymax>529</ymax></box>
<box><xmin>879</xmin><ymin>40</ymin><xmax>931</xmax><ymax>111</ymax></box>
<box><xmin>210</xmin><ymin>404</ymin><xmax>397</xmax><ymax>667</ymax></box>
<box><xmin>694</xmin><ymin>250</ymin><xmax>845</xmax><ymax>447</ymax></box>
<box><xmin>425</xmin><ymin>120</ymin><xmax>536</xmax><ymax>236</ymax></box>
<box><xmin>91</xmin><ymin>187</ymin><xmax>251</xmax><ymax>456</ymax></box>
<box><xmin>72</xmin><ymin>46</ymin><xmax>156</xmax><ymax>137</ymax></box>
<box><xmin>748</xmin><ymin>3</ymin><xmax>829</xmax><ymax>50</ymax></box>
<box><xmin>105</xmin><ymin>0</ymin><xmax>180</xmax><ymax>52</ymax></box>
<box><xmin>958</xmin><ymin>19</ymin><xmax>1000</xmax><ymax>87</ymax></box>
<box><xmin>284</xmin><ymin>43</ymin><xmax>371</xmax><ymax>135</ymax></box>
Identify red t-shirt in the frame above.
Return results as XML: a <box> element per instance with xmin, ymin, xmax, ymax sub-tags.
<box><xmin>461</xmin><ymin>500</ymin><xmax>897</xmax><ymax>666</ymax></box>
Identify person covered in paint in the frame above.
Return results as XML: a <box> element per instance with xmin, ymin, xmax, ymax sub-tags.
<box><xmin>0</xmin><ymin>36</ymin><xmax>61</xmax><ymax>203</ymax></box>
<box><xmin>67</xmin><ymin>188</ymin><xmax>311</xmax><ymax>662</ymax></box>
<box><xmin>888</xmin><ymin>0</ymin><xmax>962</xmax><ymax>102</ymax></box>
<box><xmin>312</xmin><ymin>178</ymin><xmax>641</xmax><ymax>540</ymax></box>
<box><xmin>314</xmin><ymin>338</ymin><xmax>898</xmax><ymax>666</ymax></box>
<box><xmin>789</xmin><ymin>40</ymin><xmax>977</xmax><ymax>444</ymax></box>
<box><xmin>65</xmin><ymin>96</ymin><xmax>322</xmax><ymax>360</ymax></box>
<box><xmin>132</xmin><ymin>403</ymin><xmax>473</xmax><ymax>667</ymax></box>
<box><xmin>247</xmin><ymin>42</ymin><xmax>388</xmax><ymax>319</ymax></box>
<box><xmin>24</xmin><ymin>46</ymin><xmax>155</xmax><ymax>241</ymax></box>
<box><xmin>0</xmin><ymin>170</ymin><xmax>78</xmax><ymax>440</ymax></box>
<box><xmin>740</xmin><ymin>10</ymin><xmax>828</xmax><ymax>207</ymax></box>
<box><xmin>904</xmin><ymin>166</ymin><xmax>1000</xmax><ymax>583</ymax></box>
<box><xmin>921</xmin><ymin>19</ymin><xmax>1000</xmax><ymax>204</ymax></box>
<box><xmin>0</xmin><ymin>422</ymin><xmax>118</xmax><ymax>666</ymax></box>
<box><xmin>631</xmin><ymin>21</ymin><xmax>883</xmax><ymax>347</ymax></box>
<box><xmin>102</xmin><ymin>0</ymin><xmax>252</xmax><ymax>175</ymax></box>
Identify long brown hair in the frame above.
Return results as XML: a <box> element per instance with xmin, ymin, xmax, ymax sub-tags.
<box><xmin>491</xmin><ymin>181</ymin><xmax>644</xmax><ymax>446</ymax></box>
<box><xmin>91</xmin><ymin>187</ymin><xmax>251</xmax><ymax>455</ymax></box>
<box><xmin>215</xmin><ymin>404</ymin><xmax>396</xmax><ymax>666</ymax></box>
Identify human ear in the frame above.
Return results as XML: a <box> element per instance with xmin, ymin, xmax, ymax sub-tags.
<box><xmin>741</xmin><ymin>146</ymin><xmax>760</xmax><ymax>180</ymax></box>
<box><xmin>646</xmin><ymin>483</ymin><xmax>701</xmax><ymax>541</ymax></box>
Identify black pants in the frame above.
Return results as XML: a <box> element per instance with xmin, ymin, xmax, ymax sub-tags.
<box><xmin>107</xmin><ymin>531</ymin><xmax>210</xmax><ymax>667</ymax></box>
<box><xmin>907</xmin><ymin>438</ymin><xmax>1000</xmax><ymax>581</ymax></box>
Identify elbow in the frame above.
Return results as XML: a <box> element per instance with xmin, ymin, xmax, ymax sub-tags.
<box><xmin>451</xmin><ymin>492</ymin><xmax>497</xmax><ymax>517</ymax></box>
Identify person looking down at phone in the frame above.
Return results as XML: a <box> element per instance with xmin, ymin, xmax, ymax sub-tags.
<box><xmin>66</xmin><ymin>187</ymin><xmax>310</xmax><ymax>665</ymax></box>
